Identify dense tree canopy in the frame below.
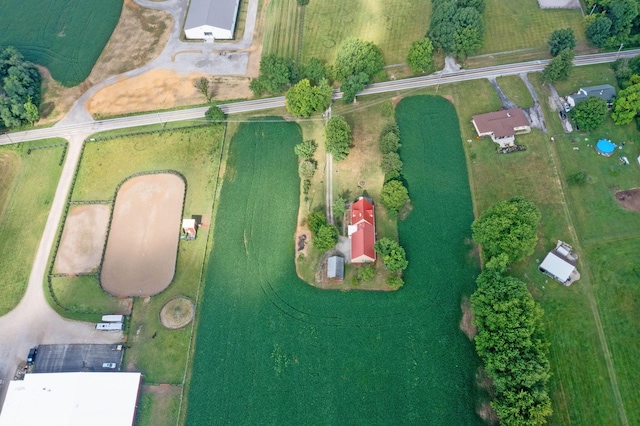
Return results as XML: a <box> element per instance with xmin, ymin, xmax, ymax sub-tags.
<box><xmin>285</xmin><ymin>78</ymin><xmax>332</xmax><ymax>117</ymax></box>
<box><xmin>340</xmin><ymin>72</ymin><xmax>369</xmax><ymax>104</ymax></box>
<box><xmin>429</xmin><ymin>0</ymin><xmax>458</xmax><ymax>53</ymax></box>
<box><xmin>381</xmin><ymin>152</ymin><xmax>403</xmax><ymax>174</ymax></box>
<box><xmin>548</xmin><ymin>28</ymin><xmax>576</xmax><ymax>56</ymax></box>
<box><xmin>205</xmin><ymin>105</ymin><xmax>226</xmax><ymax>122</ymax></box>
<box><xmin>333</xmin><ymin>38</ymin><xmax>385</xmax><ymax>81</ymax></box>
<box><xmin>324</xmin><ymin>116</ymin><xmax>352</xmax><ymax>161</ymax></box>
<box><xmin>429</xmin><ymin>0</ymin><xmax>486</xmax><ymax>57</ymax></box>
<box><xmin>373</xmin><ymin>238</ymin><xmax>409</xmax><ymax>273</ymax></box>
<box><xmin>586</xmin><ymin>15</ymin><xmax>613</xmax><ymax>47</ymax></box>
<box><xmin>541</xmin><ymin>49</ymin><xmax>574</xmax><ymax>83</ymax></box>
<box><xmin>300</xmin><ymin>57</ymin><xmax>332</xmax><ymax>86</ymax></box>
<box><xmin>471</xmin><ymin>197</ymin><xmax>541</xmax><ymax>264</ymax></box>
<box><xmin>472</xmin><ymin>269</ymin><xmax>552</xmax><ymax>426</ymax></box>
<box><xmin>407</xmin><ymin>38</ymin><xmax>435</xmax><ymax>73</ymax></box>
<box><xmin>307</xmin><ymin>211</ymin><xmax>326</xmax><ymax>234</ymax></box>
<box><xmin>571</xmin><ymin>97</ymin><xmax>608</xmax><ymax>131</ymax></box>
<box><xmin>0</xmin><ymin>46</ymin><xmax>41</xmax><ymax>128</ymax></box>
<box><xmin>611</xmin><ymin>82</ymin><xmax>640</xmax><ymax>124</ymax></box>
<box><xmin>294</xmin><ymin>139</ymin><xmax>317</xmax><ymax>159</ymax></box>
<box><xmin>453</xmin><ymin>7</ymin><xmax>484</xmax><ymax>58</ymax></box>
<box><xmin>380</xmin><ymin>180</ymin><xmax>409</xmax><ymax>213</ymax></box>
<box><xmin>585</xmin><ymin>0</ymin><xmax>639</xmax><ymax>47</ymax></box>
<box><xmin>249</xmin><ymin>54</ymin><xmax>296</xmax><ymax>96</ymax></box>
<box><xmin>313</xmin><ymin>224</ymin><xmax>339</xmax><ymax>251</ymax></box>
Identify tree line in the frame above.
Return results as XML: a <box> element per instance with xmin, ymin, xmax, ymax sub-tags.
<box><xmin>0</xmin><ymin>46</ymin><xmax>41</xmax><ymax>129</ymax></box>
<box><xmin>428</xmin><ymin>0</ymin><xmax>486</xmax><ymax>59</ymax></box>
<box><xmin>470</xmin><ymin>197</ymin><xmax>553</xmax><ymax>425</ymax></box>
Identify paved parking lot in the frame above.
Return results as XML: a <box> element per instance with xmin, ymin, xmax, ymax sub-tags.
<box><xmin>33</xmin><ymin>344</ymin><xmax>124</xmax><ymax>373</ymax></box>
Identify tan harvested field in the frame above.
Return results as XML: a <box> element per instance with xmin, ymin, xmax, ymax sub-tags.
<box><xmin>54</xmin><ymin>205</ymin><xmax>111</xmax><ymax>274</ymax></box>
<box><xmin>101</xmin><ymin>174</ymin><xmax>185</xmax><ymax>297</ymax></box>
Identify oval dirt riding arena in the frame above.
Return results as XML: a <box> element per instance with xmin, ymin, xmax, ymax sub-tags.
<box><xmin>101</xmin><ymin>173</ymin><xmax>185</xmax><ymax>297</ymax></box>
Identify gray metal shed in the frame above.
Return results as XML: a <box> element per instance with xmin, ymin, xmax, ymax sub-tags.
<box><xmin>327</xmin><ymin>256</ymin><xmax>344</xmax><ymax>280</ymax></box>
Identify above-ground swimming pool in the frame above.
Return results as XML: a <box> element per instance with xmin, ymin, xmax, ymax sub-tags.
<box><xmin>596</xmin><ymin>139</ymin><xmax>616</xmax><ymax>157</ymax></box>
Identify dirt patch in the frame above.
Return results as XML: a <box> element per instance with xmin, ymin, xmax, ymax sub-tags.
<box><xmin>101</xmin><ymin>174</ymin><xmax>185</xmax><ymax>297</ymax></box>
<box><xmin>478</xmin><ymin>403</ymin><xmax>500</xmax><ymax>424</ymax></box>
<box><xmin>87</xmin><ymin>70</ymin><xmax>251</xmax><ymax>117</ymax></box>
<box><xmin>615</xmin><ymin>188</ymin><xmax>640</xmax><ymax>212</ymax></box>
<box><xmin>537</xmin><ymin>0</ymin><xmax>581</xmax><ymax>8</ymax></box>
<box><xmin>38</xmin><ymin>0</ymin><xmax>173</xmax><ymax>124</ymax></box>
<box><xmin>460</xmin><ymin>297</ymin><xmax>477</xmax><ymax>339</ymax></box>
<box><xmin>160</xmin><ymin>296</ymin><xmax>195</xmax><ymax>329</ymax></box>
<box><xmin>54</xmin><ymin>205</ymin><xmax>111</xmax><ymax>274</ymax></box>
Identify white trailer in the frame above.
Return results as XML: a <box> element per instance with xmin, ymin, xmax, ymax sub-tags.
<box><xmin>101</xmin><ymin>315</ymin><xmax>125</xmax><ymax>323</ymax></box>
<box><xmin>96</xmin><ymin>322</ymin><xmax>123</xmax><ymax>331</ymax></box>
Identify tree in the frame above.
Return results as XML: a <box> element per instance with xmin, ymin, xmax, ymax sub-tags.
<box><xmin>313</xmin><ymin>224</ymin><xmax>339</xmax><ymax>251</ymax></box>
<box><xmin>307</xmin><ymin>211</ymin><xmax>326</xmax><ymax>234</ymax></box>
<box><xmin>285</xmin><ymin>78</ymin><xmax>332</xmax><ymax>117</ymax></box>
<box><xmin>357</xmin><ymin>264</ymin><xmax>376</xmax><ymax>281</ymax></box>
<box><xmin>611</xmin><ymin>82</ymin><xmax>640</xmax><ymax>124</ymax></box>
<box><xmin>380</xmin><ymin>180</ymin><xmax>409</xmax><ymax>213</ymax></box>
<box><xmin>458</xmin><ymin>0</ymin><xmax>486</xmax><ymax>12</ymax></box>
<box><xmin>548</xmin><ymin>28</ymin><xmax>576</xmax><ymax>57</ymax></box>
<box><xmin>586</xmin><ymin>15</ymin><xmax>612</xmax><ymax>47</ymax></box>
<box><xmin>250</xmin><ymin>54</ymin><xmax>296</xmax><ymax>96</ymax></box>
<box><xmin>0</xmin><ymin>46</ymin><xmax>42</xmax><ymax>129</ymax></box>
<box><xmin>571</xmin><ymin>97</ymin><xmax>608</xmax><ymax>131</ymax></box>
<box><xmin>607</xmin><ymin>0</ymin><xmax>638</xmax><ymax>37</ymax></box>
<box><xmin>298</xmin><ymin>159</ymin><xmax>317</xmax><ymax>178</ymax></box>
<box><xmin>324</xmin><ymin>116</ymin><xmax>352</xmax><ymax>161</ymax></box>
<box><xmin>380</xmin><ymin>131</ymin><xmax>401</xmax><ymax>154</ymax></box>
<box><xmin>300</xmin><ymin>57</ymin><xmax>331</xmax><ymax>85</ymax></box>
<box><xmin>471</xmin><ymin>197</ymin><xmax>541</xmax><ymax>264</ymax></box>
<box><xmin>407</xmin><ymin>38</ymin><xmax>435</xmax><ymax>73</ymax></box>
<box><xmin>381</xmin><ymin>152</ymin><xmax>403</xmax><ymax>174</ymax></box>
<box><xmin>333</xmin><ymin>38</ymin><xmax>384</xmax><ymax>81</ymax></box>
<box><xmin>205</xmin><ymin>105</ymin><xmax>226</xmax><ymax>121</ymax></box>
<box><xmin>453</xmin><ymin>7</ymin><xmax>484</xmax><ymax>58</ymax></box>
<box><xmin>386</xmin><ymin>275</ymin><xmax>404</xmax><ymax>290</ymax></box>
<box><xmin>194</xmin><ymin>77</ymin><xmax>214</xmax><ymax>102</ymax></box>
<box><xmin>374</xmin><ymin>238</ymin><xmax>408</xmax><ymax>272</ymax></box>
<box><xmin>541</xmin><ymin>48</ymin><xmax>574</xmax><ymax>83</ymax></box>
<box><xmin>333</xmin><ymin>197</ymin><xmax>347</xmax><ymax>219</ymax></box>
<box><xmin>341</xmin><ymin>72</ymin><xmax>369</xmax><ymax>104</ymax></box>
<box><xmin>294</xmin><ymin>140</ymin><xmax>317</xmax><ymax>159</ymax></box>
<box><xmin>429</xmin><ymin>0</ymin><xmax>457</xmax><ymax>53</ymax></box>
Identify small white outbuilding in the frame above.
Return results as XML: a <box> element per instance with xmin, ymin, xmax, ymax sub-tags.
<box><xmin>184</xmin><ymin>0</ymin><xmax>241</xmax><ymax>40</ymax></box>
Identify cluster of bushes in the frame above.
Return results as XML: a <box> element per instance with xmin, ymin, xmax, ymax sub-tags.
<box><xmin>324</xmin><ymin>116</ymin><xmax>352</xmax><ymax>161</ymax></box>
<box><xmin>378</xmin><ymin>122</ymin><xmax>409</xmax><ymax>216</ymax></box>
<box><xmin>307</xmin><ymin>211</ymin><xmax>338</xmax><ymax>251</ymax></box>
<box><xmin>0</xmin><ymin>46</ymin><xmax>41</xmax><ymax>129</ymax></box>
<box><xmin>294</xmin><ymin>139</ymin><xmax>318</xmax><ymax>199</ymax></box>
<box><xmin>470</xmin><ymin>197</ymin><xmax>552</xmax><ymax>425</ymax></box>
<box><xmin>335</xmin><ymin>38</ymin><xmax>385</xmax><ymax>104</ymax></box>
<box><xmin>373</xmin><ymin>238</ymin><xmax>408</xmax><ymax>289</ymax></box>
<box><xmin>585</xmin><ymin>0</ymin><xmax>640</xmax><ymax>48</ymax></box>
<box><xmin>428</xmin><ymin>0</ymin><xmax>485</xmax><ymax>58</ymax></box>
<box><xmin>609</xmin><ymin>55</ymin><xmax>640</xmax><ymax>125</ymax></box>
<box><xmin>250</xmin><ymin>54</ymin><xmax>332</xmax><ymax>97</ymax></box>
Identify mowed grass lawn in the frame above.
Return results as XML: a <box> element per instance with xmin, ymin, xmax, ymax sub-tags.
<box><xmin>185</xmin><ymin>115</ymin><xmax>483</xmax><ymax>424</ymax></box>
<box><xmin>0</xmin><ymin>0</ymin><xmax>122</xmax><ymax>85</ymax></box>
<box><xmin>262</xmin><ymin>0</ymin><xmax>305</xmax><ymax>60</ymax></box>
<box><xmin>0</xmin><ymin>140</ymin><xmax>65</xmax><ymax>315</ymax></box>
<box><xmin>480</xmin><ymin>0</ymin><xmax>585</xmax><ymax>55</ymax></box>
<box><xmin>301</xmin><ymin>0</ymin><xmax>432</xmax><ymax>65</ymax></box>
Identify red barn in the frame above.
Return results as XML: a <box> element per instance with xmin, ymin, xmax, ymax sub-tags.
<box><xmin>348</xmin><ymin>197</ymin><xmax>376</xmax><ymax>263</ymax></box>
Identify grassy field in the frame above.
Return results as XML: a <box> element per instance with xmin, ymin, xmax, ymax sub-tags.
<box><xmin>496</xmin><ymin>75</ymin><xmax>534</xmax><ymax>108</ymax></box>
<box><xmin>0</xmin><ymin>140</ymin><xmax>65</xmax><ymax>315</ymax></box>
<box><xmin>262</xmin><ymin>0</ymin><xmax>304</xmax><ymax>60</ymax></box>
<box><xmin>301</xmin><ymin>0</ymin><xmax>432</xmax><ymax>65</ymax></box>
<box><xmin>0</xmin><ymin>0</ymin><xmax>122</xmax><ymax>86</ymax></box>
<box><xmin>184</xmin><ymin>114</ymin><xmax>483</xmax><ymax>424</ymax></box>
<box><xmin>480</xmin><ymin>0</ymin><xmax>586</xmax><ymax>56</ymax></box>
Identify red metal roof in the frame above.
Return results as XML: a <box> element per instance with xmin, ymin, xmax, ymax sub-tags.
<box><xmin>351</xmin><ymin>197</ymin><xmax>374</xmax><ymax>226</ymax></box>
<box><xmin>350</xmin><ymin>198</ymin><xmax>376</xmax><ymax>262</ymax></box>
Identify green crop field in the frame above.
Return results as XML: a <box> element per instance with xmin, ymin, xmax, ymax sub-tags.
<box><xmin>300</xmin><ymin>0</ymin><xmax>431</xmax><ymax>65</ymax></box>
<box><xmin>0</xmin><ymin>0</ymin><xmax>122</xmax><ymax>86</ymax></box>
<box><xmin>480</xmin><ymin>0</ymin><xmax>585</xmax><ymax>56</ymax></box>
<box><xmin>184</xmin><ymin>111</ymin><xmax>483</xmax><ymax>424</ymax></box>
<box><xmin>0</xmin><ymin>140</ymin><xmax>65</xmax><ymax>315</ymax></box>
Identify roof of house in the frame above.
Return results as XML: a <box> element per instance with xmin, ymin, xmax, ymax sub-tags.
<box><xmin>327</xmin><ymin>256</ymin><xmax>344</xmax><ymax>279</ymax></box>
<box><xmin>351</xmin><ymin>222</ymin><xmax>376</xmax><ymax>261</ymax></box>
<box><xmin>351</xmin><ymin>197</ymin><xmax>374</xmax><ymax>226</ymax></box>
<box><xmin>0</xmin><ymin>372</ymin><xmax>142</xmax><ymax>426</ymax></box>
<box><xmin>570</xmin><ymin>84</ymin><xmax>616</xmax><ymax>103</ymax></box>
<box><xmin>539</xmin><ymin>252</ymin><xmax>575</xmax><ymax>282</ymax></box>
<box><xmin>185</xmin><ymin>0</ymin><xmax>240</xmax><ymax>32</ymax></box>
<box><xmin>472</xmin><ymin>109</ymin><xmax>529</xmax><ymax>138</ymax></box>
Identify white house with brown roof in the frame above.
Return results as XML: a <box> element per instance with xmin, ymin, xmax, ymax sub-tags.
<box><xmin>472</xmin><ymin>109</ymin><xmax>531</xmax><ymax>148</ymax></box>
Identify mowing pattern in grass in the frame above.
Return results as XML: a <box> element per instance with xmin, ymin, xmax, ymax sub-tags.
<box><xmin>480</xmin><ymin>0</ymin><xmax>584</xmax><ymax>55</ymax></box>
<box><xmin>302</xmin><ymin>0</ymin><xmax>432</xmax><ymax>65</ymax></box>
<box><xmin>262</xmin><ymin>0</ymin><xmax>304</xmax><ymax>60</ymax></box>
<box><xmin>0</xmin><ymin>141</ymin><xmax>65</xmax><ymax>315</ymax></box>
<box><xmin>185</xmin><ymin>116</ymin><xmax>482</xmax><ymax>424</ymax></box>
<box><xmin>0</xmin><ymin>0</ymin><xmax>122</xmax><ymax>85</ymax></box>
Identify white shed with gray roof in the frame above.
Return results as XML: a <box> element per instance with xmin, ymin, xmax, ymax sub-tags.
<box><xmin>327</xmin><ymin>256</ymin><xmax>344</xmax><ymax>280</ymax></box>
<box><xmin>184</xmin><ymin>0</ymin><xmax>241</xmax><ymax>40</ymax></box>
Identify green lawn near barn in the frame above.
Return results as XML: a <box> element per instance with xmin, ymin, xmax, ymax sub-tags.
<box><xmin>185</xmin><ymin>114</ymin><xmax>482</xmax><ymax>424</ymax></box>
<box><xmin>0</xmin><ymin>141</ymin><xmax>65</xmax><ymax>315</ymax></box>
<box><xmin>480</xmin><ymin>0</ymin><xmax>585</xmax><ymax>56</ymax></box>
<box><xmin>0</xmin><ymin>0</ymin><xmax>122</xmax><ymax>86</ymax></box>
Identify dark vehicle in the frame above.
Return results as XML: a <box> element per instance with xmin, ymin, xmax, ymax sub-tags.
<box><xmin>26</xmin><ymin>347</ymin><xmax>37</xmax><ymax>365</ymax></box>
<box><xmin>559</xmin><ymin>110</ymin><xmax>567</xmax><ymax>120</ymax></box>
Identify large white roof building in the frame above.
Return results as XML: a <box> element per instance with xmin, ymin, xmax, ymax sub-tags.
<box><xmin>184</xmin><ymin>0</ymin><xmax>241</xmax><ymax>40</ymax></box>
<box><xmin>0</xmin><ymin>372</ymin><xmax>142</xmax><ymax>426</ymax></box>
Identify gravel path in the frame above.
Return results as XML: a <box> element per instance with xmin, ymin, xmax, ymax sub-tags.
<box><xmin>519</xmin><ymin>73</ymin><xmax>547</xmax><ymax>133</ymax></box>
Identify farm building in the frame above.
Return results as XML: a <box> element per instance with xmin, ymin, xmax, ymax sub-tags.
<box><xmin>567</xmin><ymin>84</ymin><xmax>616</xmax><ymax>107</ymax></box>
<box><xmin>327</xmin><ymin>256</ymin><xmax>344</xmax><ymax>280</ymax></box>
<box><xmin>0</xmin><ymin>372</ymin><xmax>142</xmax><ymax>426</ymax></box>
<box><xmin>184</xmin><ymin>0</ymin><xmax>241</xmax><ymax>40</ymax></box>
<box><xmin>348</xmin><ymin>197</ymin><xmax>376</xmax><ymax>263</ymax></box>
<box><xmin>539</xmin><ymin>240</ymin><xmax>580</xmax><ymax>286</ymax></box>
<box><xmin>182</xmin><ymin>218</ymin><xmax>197</xmax><ymax>240</ymax></box>
<box><xmin>471</xmin><ymin>109</ymin><xmax>531</xmax><ymax>148</ymax></box>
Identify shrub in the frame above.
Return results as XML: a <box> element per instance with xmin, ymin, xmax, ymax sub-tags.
<box><xmin>357</xmin><ymin>264</ymin><xmax>376</xmax><ymax>281</ymax></box>
<box><xmin>294</xmin><ymin>140</ymin><xmax>317</xmax><ymax>159</ymax></box>
<box><xmin>386</xmin><ymin>275</ymin><xmax>404</xmax><ymax>290</ymax></box>
<box><xmin>380</xmin><ymin>180</ymin><xmax>409</xmax><ymax>213</ymax></box>
<box><xmin>313</xmin><ymin>224</ymin><xmax>339</xmax><ymax>251</ymax></box>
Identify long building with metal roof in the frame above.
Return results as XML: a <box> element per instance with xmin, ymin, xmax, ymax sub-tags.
<box><xmin>184</xmin><ymin>0</ymin><xmax>241</xmax><ymax>40</ymax></box>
